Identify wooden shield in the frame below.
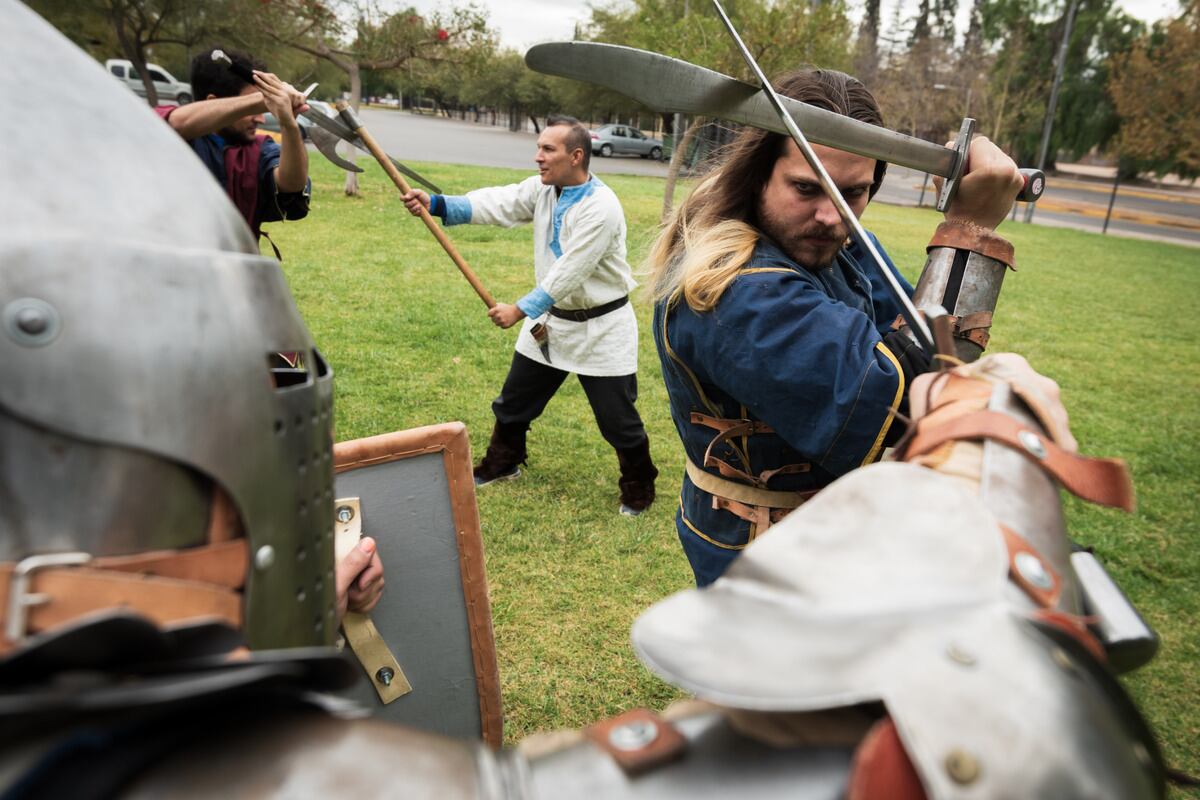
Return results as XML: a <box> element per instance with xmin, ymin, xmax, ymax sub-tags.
<box><xmin>333</xmin><ymin>422</ymin><xmax>502</xmax><ymax>747</ymax></box>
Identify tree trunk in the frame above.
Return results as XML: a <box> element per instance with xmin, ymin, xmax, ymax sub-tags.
<box><xmin>133</xmin><ymin>50</ymin><xmax>159</xmax><ymax>107</ymax></box>
<box><xmin>343</xmin><ymin>63</ymin><xmax>362</xmax><ymax>197</ymax></box>
<box><xmin>109</xmin><ymin>3</ymin><xmax>159</xmax><ymax>107</ymax></box>
<box><xmin>529</xmin><ymin>115</ymin><xmax>541</xmax><ymax>133</ymax></box>
<box><xmin>662</xmin><ymin>116</ymin><xmax>704</xmax><ymax>223</ymax></box>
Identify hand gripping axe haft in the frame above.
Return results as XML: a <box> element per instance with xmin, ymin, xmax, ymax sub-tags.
<box><xmin>210</xmin><ymin>50</ymin><xmax>441</xmax><ymax>193</ymax></box>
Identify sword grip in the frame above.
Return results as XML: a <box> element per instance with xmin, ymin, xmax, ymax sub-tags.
<box><xmin>1016</xmin><ymin>168</ymin><xmax>1045</xmax><ymax>203</ymax></box>
<box><xmin>211</xmin><ymin>50</ymin><xmax>256</xmax><ymax>85</ymax></box>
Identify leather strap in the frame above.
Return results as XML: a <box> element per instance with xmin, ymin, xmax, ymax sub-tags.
<box><xmin>342</xmin><ymin>610</ymin><xmax>413</xmax><ymax>703</ymax></box>
<box><xmin>0</xmin><ymin>540</ymin><xmax>248</xmax><ymax>652</ymax></box>
<box><xmin>696</xmin><ymin>419</ymin><xmax>811</xmax><ymax>487</ymax></box>
<box><xmin>92</xmin><ymin>539</ymin><xmax>248</xmax><ymax>587</ymax></box>
<box><xmin>690</xmin><ymin>411</ymin><xmax>775</xmax><ymax>435</ymax></box>
<box><xmin>711</xmin><ymin>496</ymin><xmax>790</xmax><ymax>541</ymax></box>
<box><xmin>549</xmin><ymin>295</ymin><xmax>628</xmax><ymax>321</ymax></box>
<box><xmin>998</xmin><ymin>524</ymin><xmax>1062</xmax><ymax>609</ymax></box>
<box><xmin>685</xmin><ymin>457</ymin><xmax>815</xmax><ymax>510</ymax></box>
<box><xmin>584</xmin><ymin>709</ymin><xmax>687</xmax><ymax>776</ymax></box>
<box><xmin>334</xmin><ymin>497</ymin><xmax>412</xmax><ymax>705</ymax></box>
<box><xmin>950</xmin><ymin>310</ymin><xmax>994</xmax><ymax>349</ymax></box>
<box><xmin>902</xmin><ymin>411</ymin><xmax>1135</xmax><ymax>512</ymax></box>
<box><xmin>928</xmin><ymin>220</ymin><xmax>1016</xmax><ymax>268</ymax></box>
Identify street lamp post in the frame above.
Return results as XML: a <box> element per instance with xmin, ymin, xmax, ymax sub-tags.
<box><xmin>1024</xmin><ymin>0</ymin><xmax>1080</xmax><ymax>224</ymax></box>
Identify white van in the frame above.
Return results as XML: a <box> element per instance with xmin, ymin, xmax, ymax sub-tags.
<box><xmin>106</xmin><ymin>59</ymin><xmax>192</xmax><ymax>105</ymax></box>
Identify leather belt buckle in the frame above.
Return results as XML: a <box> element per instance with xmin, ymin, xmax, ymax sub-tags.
<box><xmin>5</xmin><ymin>551</ymin><xmax>91</xmax><ymax>644</ymax></box>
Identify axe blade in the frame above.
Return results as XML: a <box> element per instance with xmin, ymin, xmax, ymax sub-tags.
<box><xmin>308</xmin><ymin>126</ymin><xmax>364</xmax><ymax>173</ymax></box>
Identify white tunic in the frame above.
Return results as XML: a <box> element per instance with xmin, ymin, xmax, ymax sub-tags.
<box><xmin>445</xmin><ymin>175</ymin><xmax>638</xmax><ymax>377</ymax></box>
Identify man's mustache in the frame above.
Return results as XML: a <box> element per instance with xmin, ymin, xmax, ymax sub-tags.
<box><xmin>792</xmin><ymin>223</ymin><xmax>846</xmax><ymax>242</ymax></box>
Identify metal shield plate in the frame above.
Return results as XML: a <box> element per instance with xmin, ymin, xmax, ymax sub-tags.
<box><xmin>333</xmin><ymin>422</ymin><xmax>502</xmax><ymax>746</ymax></box>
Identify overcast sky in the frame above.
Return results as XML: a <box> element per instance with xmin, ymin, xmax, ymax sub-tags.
<box><xmin>404</xmin><ymin>0</ymin><xmax>1182</xmax><ymax>52</ymax></box>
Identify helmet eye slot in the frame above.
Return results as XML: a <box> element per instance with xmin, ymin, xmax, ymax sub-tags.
<box><xmin>268</xmin><ymin>351</ymin><xmax>311</xmax><ymax>389</ymax></box>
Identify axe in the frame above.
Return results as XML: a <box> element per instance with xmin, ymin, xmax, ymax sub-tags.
<box><xmin>335</xmin><ymin>101</ymin><xmax>497</xmax><ymax>311</ymax></box>
<box><xmin>210</xmin><ymin>50</ymin><xmax>440</xmax><ymax>192</ymax></box>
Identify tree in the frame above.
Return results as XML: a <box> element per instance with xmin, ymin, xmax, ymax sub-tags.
<box><xmin>250</xmin><ymin>0</ymin><xmax>493</xmax><ymax>194</ymax></box>
<box><xmin>1109</xmin><ymin>4</ymin><xmax>1200</xmax><ymax>180</ymax></box>
<box><xmin>966</xmin><ymin>0</ymin><xmax>1141</xmax><ymax>164</ymax></box>
<box><xmin>854</xmin><ymin>0</ymin><xmax>883</xmax><ymax>82</ymax></box>
<box><xmin>29</xmin><ymin>0</ymin><xmax>235</xmax><ymax>105</ymax></box>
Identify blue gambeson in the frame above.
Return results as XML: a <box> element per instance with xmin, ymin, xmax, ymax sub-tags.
<box><xmin>654</xmin><ymin>232</ymin><xmax>914</xmax><ymax>585</ymax></box>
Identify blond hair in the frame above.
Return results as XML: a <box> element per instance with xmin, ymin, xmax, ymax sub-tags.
<box><xmin>646</xmin><ymin>176</ymin><xmax>759</xmax><ymax>311</ymax></box>
<box><xmin>645</xmin><ymin>68</ymin><xmax>886</xmax><ymax>312</ymax></box>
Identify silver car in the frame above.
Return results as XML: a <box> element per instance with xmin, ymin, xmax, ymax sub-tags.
<box><xmin>590</xmin><ymin>124</ymin><xmax>663</xmax><ymax>160</ymax></box>
<box><xmin>106</xmin><ymin>59</ymin><xmax>192</xmax><ymax>105</ymax></box>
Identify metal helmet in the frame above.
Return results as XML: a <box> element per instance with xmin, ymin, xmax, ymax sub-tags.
<box><xmin>0</xmin><ymin>0</ymin><xmax>336</xmax><ymax>650</ymax></box>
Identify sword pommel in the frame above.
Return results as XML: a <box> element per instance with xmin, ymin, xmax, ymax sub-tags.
<box><xmin>211</xmin><ymin>49</ymin><xmax>256</xmax><ymax>86</ymax></box>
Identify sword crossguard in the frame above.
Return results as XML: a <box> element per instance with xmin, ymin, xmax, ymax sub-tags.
<box><xmin>938</xmin><ymin>117</ymin><xmax>1045</xmax><ymax>210</ymax></box>
<box><xmin>936</xmin><ymin>118</ymin><xmax>977</xmax><ymax>213</ymax></box>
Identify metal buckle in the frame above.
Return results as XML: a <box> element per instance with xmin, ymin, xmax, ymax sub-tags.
<box><xmin>5</xmin><ymin>551</ymin><xmax>91</xmax><ymax>644</ymax></box>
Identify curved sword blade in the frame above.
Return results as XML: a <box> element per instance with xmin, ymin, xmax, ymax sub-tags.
<box><xmin>524</xmin><ymin>41</ymin><xmax>956</xmax><ymax>178</ymax></box>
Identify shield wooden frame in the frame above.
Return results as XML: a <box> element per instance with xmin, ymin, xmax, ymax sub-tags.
<box><xmin>333</xmin><ymin>422</ymin><xmax>502</xmax><ymax>747</ymax></box>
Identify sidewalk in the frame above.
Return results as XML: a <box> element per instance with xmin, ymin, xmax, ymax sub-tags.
<box><xmin>1055</xmin><ymin>162</ymin><xmax>1200</xmax><ymax>199</ymax></box>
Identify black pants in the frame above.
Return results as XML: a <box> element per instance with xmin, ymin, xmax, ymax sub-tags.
<box><xmin>492</xmin><ymin>352</ymin><xmax>648</xmax><ymax>450</ymax></box>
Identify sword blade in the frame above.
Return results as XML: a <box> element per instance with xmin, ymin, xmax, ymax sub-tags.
<box><xmin>524</xmin><ymin>41</ymin><xmax>956</xmax><ymax>178</ymax></box>
<box><xmin>708</xmin><ymin>0</ymin><xmax>934</xmax><ymax>352</ymax></box>
<box><xmin>302</xmin><ymin>106</ymin><xmax>443</xmax><ymax>194</ymax></box>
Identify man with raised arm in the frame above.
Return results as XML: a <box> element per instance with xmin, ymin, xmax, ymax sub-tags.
<box><xmin>645</xmin><ymin>68</ymin><xmax>1023</xmax><ymax>585</ymax></box>
<box><xmin>402</xmin><ymin>116</ymin><xmax>658</xmax><ymax>516</ymax></box>
<box><xmin>157</xmin><ymin>47</ymin><xmax>312</xmax><ymax>246</ymax></box>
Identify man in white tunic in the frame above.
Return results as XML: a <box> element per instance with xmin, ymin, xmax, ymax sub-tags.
<box><xmin>402</xmin><ymin>116</ymin><xmax>658</xmax><ymax>515</ymax></box>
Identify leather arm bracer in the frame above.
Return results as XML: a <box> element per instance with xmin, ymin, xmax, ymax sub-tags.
<box><xmin>911</xmin><ymin>220</ymin><xmax>1015</xmax><ymax>363</ymax></box>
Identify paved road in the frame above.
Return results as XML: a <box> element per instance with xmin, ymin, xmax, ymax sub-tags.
<box><xmin>357</xmin><ymin>107</ymin><xmax>670</xmax><ymax>178</ymax></box>
<box><xmin>356</xmin><ymin>108</ymin><xmax>1200</xmax><ymax>247</ymax></box>
<box><xmin>878</xmin><ymin>165</ymin><xmax>1200</xmax><ymax>248</ymax></box>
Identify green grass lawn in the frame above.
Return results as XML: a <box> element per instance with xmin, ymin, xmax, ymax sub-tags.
<box><xmin>269</xmin><ymin>156</ymin><xmax>1198</xmax><ymax>788</ymax></box>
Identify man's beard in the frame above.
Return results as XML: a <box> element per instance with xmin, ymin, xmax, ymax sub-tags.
<box><xmin>218</xmin><ymin>125</ymin><xmax>256</xmax><ymax>145</ymax></box>
<box><xmin>758</xmin><ymin>206</ymin><xmax>847</xmax><ymax>270</ymax></box>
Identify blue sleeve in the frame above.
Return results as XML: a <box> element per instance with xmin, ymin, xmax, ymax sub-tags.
<box><xmin>256</xmin><ymin>138</ymin><xmax>309</xmax><ymax>222</ymax></box>
<box><xmin>691</xmin><ymin>267</ymin><xmax>904</xmax><ymax>476</ymax></box>
<box><xmin>429</xmin><ymin>195</ymin><xmax>447</xmax><ymax>219</ymax></box>
<box><xmin>848</xmin><ymin>232</ymin><xmax>914</xmax><ymax>336</ymax></box>
<box><xmin>516</xmin><ymin>287</ymin><xmax>555</xmax><ymax>318</ymax></box>
<box><xmin>258</xmin><ymin>138</ymin><xmax>281</xmax><ymax>182</ymax></box>
<box><xmin>441</xmin><ymin>196</ymin><xmax>472</xmax><ymax>226</ymax></box>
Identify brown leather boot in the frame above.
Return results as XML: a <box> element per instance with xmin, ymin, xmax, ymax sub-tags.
<box><xmin>474</xmin><ymin>421</ymin><xmax>528</xmax><ymax>487</ymax></box>
<box><xmin>616</xmin><ymin>437</ymin><xmax>658</xmax><ymax>516</ymax></box>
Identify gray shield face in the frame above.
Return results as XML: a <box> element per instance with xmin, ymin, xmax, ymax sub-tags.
<box><xmin>331</xmin><ymin>424</ymin><xmax>503</xmax><ymax>747</ymax></box>
<box><xmin>0</xmin><ymin>0</ymin><xmax>337</xmax><ymax>649</ymax></box>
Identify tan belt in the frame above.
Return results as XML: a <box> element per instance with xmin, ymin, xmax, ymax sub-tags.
<box><xmin>685</xmin><ymin>457</ymin><xmax>812</xmax><ymax>509</ymax></box>
<box><xmin>335</xmin><ymin>497</ymin><xmax>412</xmax><ymax>704</ymax></box>
<box><xmin>1</xmin><ymin>539</ymin><xmax>248</xmax><ymax>653</ymax></box>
